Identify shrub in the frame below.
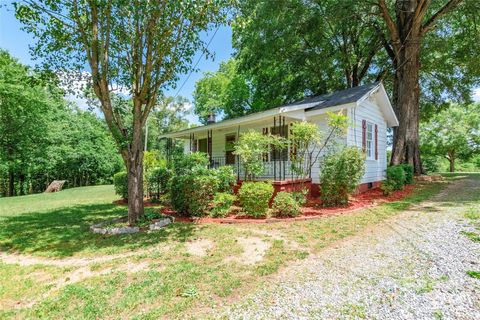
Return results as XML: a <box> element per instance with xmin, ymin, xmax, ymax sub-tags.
<box><xmin>210</xmin><ymin>192</ymin><xmax>236</xmax><ymax>218</ymax></box>
<box><xmin>147</xmin><ymin>167</ymin><xmax>172</xmax><ymax>199</ymax></box>
<box><xmin>386</xmin><ymin>165</ymin><xmax>405</xmax><ymax>190</ymax></box>
<box><xmin>171</xmin><ymin>174</ymin><xmax>219</xmax><ymax>216</ymax></box>
<box><xmin>380</xmin><ymin>181</ymin><xmax>395</xmax><ymax>196</ymax></box>
<box><xmin>400</xmin><ymin>164</ymin><xmax>414</xmax><ymax>184</ymax></box>
<box><xmin>320</xmin><ymin>147</ymin><xmax>365</xmax><ymax>207</ymax></box>
<box><xmin>174</xmin><ymin>152</ymin><xmax>209</xmax><ymax>175</ymax></box>
<box><xmin>272</xmin><ymin>192</ymin><xmax>301</xmax><ymax>217</ymax></box>
<box><xmin>291</xmin><ymin>188</ymin><xmax>309</xmax><ymax>206</ymax></box>
<box><xmin>212</xmin><ymin>166</ymin><xmax>236</xmax><ymax>193</ymax></box>
<box><xmin>238</xmin><ymin>181</ymin><xmax>274</xmax><ymax>218</ymax></box>
<box><xmin>234</xmin><ymin>130</ymin><xmax>285</xmax><ymax>180</ymax></box>
<box><xmin>113</xmin><ymin>171</ymin><xmax>128</xmax><ymax>200</ymax></box>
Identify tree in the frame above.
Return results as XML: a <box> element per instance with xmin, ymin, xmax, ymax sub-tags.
<box><xmin>232</xmin><ymin>0</ymin><xmax>480</xmax><ymax>176</ymax></box>
<box><xmin>420</xmin><ymin>104</ymin><xmax>480</xmax><ymax>172</ymax></box>
<box><xmin>232</xmin><ymin>0</ymin><xmax>388</xmax><ymax>109</ymax></box>
<box><xmin>0</xmin><ymin>50</ymin><xmax>53</xmax><ymax>196</ymax></box>
<box><xmin>289</xmin><ymin>112</ymin><xmax>348</xmax><ymax>181</ymax></box>
<box><xmin>375</xmin><ymin>0</ymin><xmax>480</xmax><ymax>174</ymax></box>
<box><xmin>193</xmin><ymin>59</ymin><xmax>251</xmax><ymax>123</ymax></box>
<box><xmin>145</xmin><ymin>96</ymin><xmax>191</xmax><ymax>152</ymax></box>
<box><xmin>15</xmin><ymin>0</ymin><xmax>227</xmax><ymax>224</ymax></box>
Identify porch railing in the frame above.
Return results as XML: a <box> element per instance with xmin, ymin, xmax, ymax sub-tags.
<box><xmin>208</xmin><ymin>156</ymin><xmax>296</xmax><ymax>181</ymax></box>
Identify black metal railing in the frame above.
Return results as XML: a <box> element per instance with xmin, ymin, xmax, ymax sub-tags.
<box><xmin>208</xmin><ymin>156</ymin><xmax>294</xmax><ymax>181</ymax></box>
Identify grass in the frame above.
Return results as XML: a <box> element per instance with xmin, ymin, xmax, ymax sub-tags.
<box><xmin>466</xmin><ymin>271</ymin><xmax>480</xmax><ymax>279</ymax></box>
<box><xmin>0</xmin><ymin>176</ymin><xmax>460</xmax><ymax>319</ymax></box>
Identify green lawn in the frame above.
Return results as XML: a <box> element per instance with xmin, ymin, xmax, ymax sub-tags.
<box><xmin>0</xmin><ymin>177</ymin><xmax>458</xmax><ymax>319</ymax></box>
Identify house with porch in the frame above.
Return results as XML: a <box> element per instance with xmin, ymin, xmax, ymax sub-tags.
<box><xmin>162</xmin><ymin>82</ymin><xmax>398</xmax><ymax>194</ymax></box>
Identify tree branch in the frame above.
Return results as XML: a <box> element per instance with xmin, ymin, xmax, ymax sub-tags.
<box><xmin>422</xmin><ymin>0</ymin><xmax>463</xmax><ymax>34</ymax></box>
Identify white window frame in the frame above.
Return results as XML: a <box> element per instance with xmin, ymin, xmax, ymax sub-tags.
<box><xmin>366</xmin><ymin>122</ymin><xmax>375</xmax><ymax>160</ymax></box>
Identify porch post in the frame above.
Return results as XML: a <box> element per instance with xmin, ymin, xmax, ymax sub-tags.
<box><xmin>236</xmin><ymin>125</ymin><xmax>240</xmax><ymax>181</ymax></box>
<box><xmin>273</xmin><ymin>116</ymin><xmax>277</xmax><ymax>181</ymax></box>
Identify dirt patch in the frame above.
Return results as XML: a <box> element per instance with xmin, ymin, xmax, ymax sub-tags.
<box><xmin>230</xmin><ymin>237</ymin><xmax>271</xmax><ymax>265</ymax></box>
<box><xmin>185</xmin><ymin>238</ymin><xmax>214</xmax><ymax>257</ymax></box>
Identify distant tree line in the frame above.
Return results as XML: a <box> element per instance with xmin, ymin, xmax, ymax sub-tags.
<box><xmin>0</xmin><ymin>50</ymin><xmax>122</xmax><ymax>197</ymax></box>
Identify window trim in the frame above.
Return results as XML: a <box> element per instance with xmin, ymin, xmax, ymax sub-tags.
<box><xmin>365</xmin><ymin>121</ymin><xmax>375</xmax><ymax>160</ymax></box>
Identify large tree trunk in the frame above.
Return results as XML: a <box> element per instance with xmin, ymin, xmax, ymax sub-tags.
<box><xmin>447</xmin><ymin>150</ymin><xmax>455</xmax><ymax>172</ymax></box>
<box><xmin>126</xmin><ymin>152</ymin><xmax>144</xmax><ymax>226</ymax></box>
<box><xmin>390</xmin><ymin>40</ymin><xmax>423</xmax><ymax>174</ymax></box>
<box><xmin>124</xmin><ymin>111</ymin><xmax>145</xmax><ymax>226</ymax></box>
<box><xmin>389</xmin><ymin>0</ymin><xmax>423</xmax><ymax>175</ymax></box>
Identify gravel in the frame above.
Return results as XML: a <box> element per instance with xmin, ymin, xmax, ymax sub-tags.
<box><xmin>223</xmin><ymin>177</ymin><xmax>480</xmax><ymax>320</ymax></box>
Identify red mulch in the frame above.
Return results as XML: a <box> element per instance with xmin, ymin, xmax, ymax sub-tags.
<box><xmin>113</xmin><ymin>185</ymin><xmax>416</xmax><ymax>224</ymax></box>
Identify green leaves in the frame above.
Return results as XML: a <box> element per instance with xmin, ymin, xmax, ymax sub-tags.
<box><xmin>193</xmin><ymin>59</ymin><xmax>252</xmax><ymax>123</ymax></box>
<box><xmin>420</xmin><ymin>103</ymin><xmax>480</xmax><ymax>171</ymax></box>
<box><xmin>233</xmin><ymin>130</ymin><xmax>285</xmax><ymax>179</ymax></box>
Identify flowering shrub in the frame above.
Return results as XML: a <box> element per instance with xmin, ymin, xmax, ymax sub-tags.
<box><xmin>238</xmin><ymin>181</ymin><xmax>274</xmax><ymax>218</ymax></box>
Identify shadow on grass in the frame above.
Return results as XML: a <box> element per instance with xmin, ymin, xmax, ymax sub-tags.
<box><xmin>0</xmin><ymin>203</ymin><xmax>197</xmax><ymax>257</ymax></box>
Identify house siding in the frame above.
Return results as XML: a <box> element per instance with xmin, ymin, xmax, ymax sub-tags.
<box><xmin>347</xmin><ymin>97</ymin><xmax>388</xmax><ymax>183</ymax></box>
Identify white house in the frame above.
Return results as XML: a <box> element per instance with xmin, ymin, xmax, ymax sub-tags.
<box><xmin>162</xmin><ymin>82</ymin><xmax>398</xmax><ymax>193</ymax></box>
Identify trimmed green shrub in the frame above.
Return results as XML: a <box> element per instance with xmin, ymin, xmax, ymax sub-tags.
<box><xmin>210</xmin><ymin>192</ymin><xmax>236</xmax><ymax>218</ymax></box>
<box><xmin>238</xmin><ymin>181</ymin><xmax>274</xmax><ymax>218</ymax></box>
<box><xmin>380</xmin><ymin>181</ymin><xmax>395</xmax><ymax>195</ymax></box>
<box><xmin>386</xmin><ymin>165</ymin><xmax>405</xmax><ymax>190</ymax></box>
<box><xmin>320</xmin><ymin>147</ymin><xmax>365</xmax><ymax>207</ymax></box>
<box><xmin>147</xmin><ymin>167</ymin><xmax>172</xmax><ymax>199</ymax></box>
<box><xmin>113</xmin><ymin>171</ymin><xmax>128</xmax><ymax>200</ymax></box>
<box><xmin>171</xmin><ymin>174</ymin><xmax>219</xmax><ymax>216</ymax></box>
<box><xmin>213</xmin><ymin>166</ymin><xmax>236</xmax><ymax>193</ymax></box>
<box><xmin>272</xmin><ymin>192</ymin><xmax>301</xmax><ymax>217</ymax></box>
<box><xmin>400</xmin><ymin>164</ymin><xmax>414</xmax><ymax>184</ymax></box>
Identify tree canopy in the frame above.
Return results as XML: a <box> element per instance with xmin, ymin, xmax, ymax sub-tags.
<box><xmin>15</xmin><ymin>0</ymin><xmax>229</xmax><ymax>224</ymax></box>
<box><xmin>0</xmin><ymin>50</ymin><xmax>121</xmax><ymax>196</ymax></box>
<box><xmin>420</xmin><ymin>103</ymin><xmax>480</xmax><ymax>172</ymax></box>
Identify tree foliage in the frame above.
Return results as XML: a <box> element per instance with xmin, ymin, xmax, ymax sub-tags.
<box><xmin>0</xmin><ymin>50</ymin><xmax>121</xmax><ymax>196</ymax></box>
<box><xmin>193</xmin><ymin>59</ymin><xmax>252</xmax><ymax>123</ymax></box>
<box><xmin>420</xmin><ymin>103</ymin><xmax>480</xmax><ymax>172</ymax></box>
<box><xmin>15</xmin><ymin>0</ymin><xmax>228</xmax><ymax>224</ymax></box>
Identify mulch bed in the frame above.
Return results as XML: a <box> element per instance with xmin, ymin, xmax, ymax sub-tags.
<box><xmin>113</xmin><ymin>185</ymin><xmax>416</xmax><ymax>224</ymax></box>
<box><xmin>152</xmin><ymin>185</ymin><xmax>417</xmax><ymax>224</ymax></box>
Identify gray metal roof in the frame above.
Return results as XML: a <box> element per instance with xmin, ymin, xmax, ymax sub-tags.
<box><xmin>283</xmin><ymin>82</ymin><xmax>380</xmax><ymax>111</ymax></box>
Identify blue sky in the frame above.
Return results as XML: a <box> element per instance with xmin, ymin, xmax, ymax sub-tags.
<box><xmin>0</xmin><ymin>3</ymin><xmax>234</xmax><ymax>124</ymax></box>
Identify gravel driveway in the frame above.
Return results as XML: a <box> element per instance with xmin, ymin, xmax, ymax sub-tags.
<box><xmin>224</xmin><ymin>176</ymin><xmax>480</xmax><ymax>320</ymax></box>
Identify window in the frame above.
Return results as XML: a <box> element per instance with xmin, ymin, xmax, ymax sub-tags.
<box><xmin>366</xmin><ymin>122</ymin><xmax>374</xmax><ymax>160</ymax></box>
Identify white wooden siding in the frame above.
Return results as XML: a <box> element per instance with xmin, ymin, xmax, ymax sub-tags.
<box><xmin>347</xmin><ymin>98</ymin><xmax>388</xmax><ymax>183</ymax></box>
